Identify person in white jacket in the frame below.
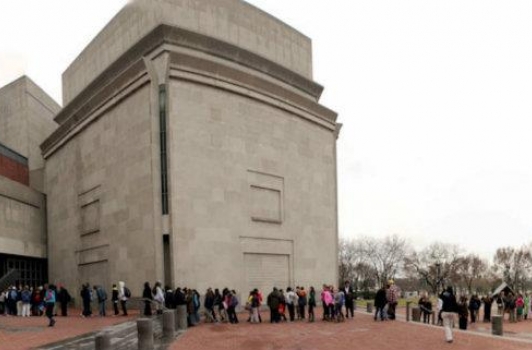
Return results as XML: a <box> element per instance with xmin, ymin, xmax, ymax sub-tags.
<box><xmin>153</xmin><ymin>281</ymin><xmax>165</xmax><ymax>314</ymax></box>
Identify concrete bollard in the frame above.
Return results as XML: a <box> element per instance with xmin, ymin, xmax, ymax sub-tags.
<box><xmin>412</xmin><ymin>307</ymin><xmax>421</xmax><ymax>322</ymax></box>
<box><xmin>137</xmin><ymin>318</ymin><xmax>154</xmax><ymax>350</ymax></box>
<box><xmin>174</xmin><ymin>308</ymin><xmax>179</xmax><ymax>332</ymax></box>
<box><xmin>366</xmin><ymin>302</ymin><xmax>373</xmax><ymax>313</ymax></box>
<box><xmin>163</xmin><ymin>309</ymin><xmax>175</xmax><ymax>339</ymax></box>
<box><xmin>406</xmin><ymin>301</ymin><xmax>412</xmax><ymax>322</ymax></box>
<box><xmin>94</xmin><ymin>331</ymin><xmax>112</xmax><ymax>350</ymax></box>
<box><xmin>176</xmin><ymin>305</ymin><xmax>188</xmax><ymax>330</ymax></box>
<box><xmin>492</xmin><ymin>315</ymin><xmax>503</xmax><ymax>336</ymax></box>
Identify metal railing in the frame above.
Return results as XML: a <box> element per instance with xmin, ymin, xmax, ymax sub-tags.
<box><xmin>0</xmin><ymin>269</ymin><xmax>20</xmax><ymax>291</ymax></box>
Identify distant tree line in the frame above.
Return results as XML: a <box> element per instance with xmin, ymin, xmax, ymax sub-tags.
<box><xmin>339</xmin><ymin>235</ymin><xmax>532</xmax><ymax>296</ymax></box>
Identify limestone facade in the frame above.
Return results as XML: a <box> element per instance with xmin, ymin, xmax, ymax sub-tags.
<box><xmin>0</xmin><ymin>76</ymin><xmax>58</xmax><ymax>287</ymax></box>
<box><xmin>41</xmin><ymin>0</ymin><xmax>340</xmax><ymax>298</ymax></box>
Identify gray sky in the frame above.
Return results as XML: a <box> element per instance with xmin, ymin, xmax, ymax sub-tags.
<box><xmin>1</xmin><ymin>0</ymin><xmax>532</xmax><ymax>259</ymax></box>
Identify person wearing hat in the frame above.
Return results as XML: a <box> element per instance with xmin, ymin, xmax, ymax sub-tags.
<box><xmin>385</xmin><ymin>280</ymin><xmax>398</xmax><ymax>320</ymax></box>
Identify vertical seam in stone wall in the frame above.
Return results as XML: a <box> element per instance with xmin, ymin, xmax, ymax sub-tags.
<box><xmin>159</xmin><ymin>84</ymin><xmax>169</xmax><ymax>215</ymax></box>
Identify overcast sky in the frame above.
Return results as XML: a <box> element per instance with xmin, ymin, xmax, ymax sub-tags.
<box><xmin>1</xmin><ymin>1</ymin><xmax>532</xmax><ymax>259</ymax></box>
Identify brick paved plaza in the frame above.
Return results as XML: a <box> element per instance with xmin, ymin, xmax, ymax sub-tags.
<box><xmin>2</xmin><ymin>307</ymin><xmax>532</xmax><ymax>350</ymax></box>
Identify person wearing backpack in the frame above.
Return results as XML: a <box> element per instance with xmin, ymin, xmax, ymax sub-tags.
<box><xmin>44</xmin><ymin>284</ymin><xmax>56</xmax><ymax>327</ymax></box>
<box><xmin>94</xmin><ymin>285</ymin><xmax>108</xmax><ymax>317</ymax></box>
<box><xmin>21</xmin><ymin>286</ymin><xmax>32</xmax><ymax>317</ymax></box>
<box><xmin>118</xmin><ymin>281</ymin><xmax>129</xmax><ymax>316</ymax></box>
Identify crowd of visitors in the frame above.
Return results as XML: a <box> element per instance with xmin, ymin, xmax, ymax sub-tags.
<box><xmin>3</xmin><ymin>277</ymin><xmax>532</xmax><ymax>342</ymax></box>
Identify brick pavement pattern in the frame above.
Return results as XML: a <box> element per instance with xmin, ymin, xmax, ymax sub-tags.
<box><xmin>2</xmin><ymin>307</ymin><xmax>532</xmax><ymax>350</ymax></box>
<box><xmin>0</xmin><ymin>309</ymin><xmax>137</xmax><ymax>350</ymax></box>
<box><xmin>169</xmin><ymin>311</ymin><xmax>532</xmax><ymax>350</ymax></box>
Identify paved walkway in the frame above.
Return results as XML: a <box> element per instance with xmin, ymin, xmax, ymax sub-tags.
<box><xmin>169</xmin><ymin>309</ymin><xmax>532</xmax><ymax>350</ymax></box>
<box><xmin>0</xmin><ymin>309</ymin><xmax>137</xmax><ymax>350</ymax></box>
<box><xmin>2</xmin><ymin>306</ymin><xmax>532</xmax><ymax>349</ymax></box>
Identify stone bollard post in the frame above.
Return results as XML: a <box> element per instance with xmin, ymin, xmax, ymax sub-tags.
<box><xmin>406</xmin><ymin>301</ymin><xmax>412</xmax><ymax>322</ymax></box>
<box><xmin>492</xmin><ymin>315</ymin><xmax>503</xmax><ymax>336</ymax></box>
<box><xmin>366</xmin><ymin>302</ymin><xmax>373</xmax><ymax>313</ymax></box>
<box><xmin>176</xmin><ymin>305</ymin><xmax>188</xmax><ymax>330</ymax></box>
<box><xmin>412</xmin><ymin>307</ymin><xmax>421</xmax><ymax>322</ymax></box>
<box><xmin>163</xmin><ymin>309</ymin><xmax>175</xmax><ymax>339</ymax></box>
<box><xmin>95</xmin><ymin>331</ymin><xmax>112</xmax><ymax>350</ymax></box>
<box><xmin>174</xmin><ymin>309</ymin><xmax>179</xmax><ymax>332</ymax></box>
<box><xmin>137</xmin><ymin>318</ymin><xmax>154</xmax><ymax>350</ymax></box>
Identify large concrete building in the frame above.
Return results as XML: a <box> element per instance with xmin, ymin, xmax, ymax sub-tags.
<box><xmin>2</xmin><ymin>0</ymin><xmax>340</xmax><ymax>298</ymax></box>
<box><xmin>0</xmin><ymin>76</ymin><xmax>59</xmax><ymax>287</ymax></box>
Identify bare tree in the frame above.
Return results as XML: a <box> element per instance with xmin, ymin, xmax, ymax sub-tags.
<box><xmin>358</xmin><ymin>235</ymin><xmax>409</xmax><ymax>287</ymax></box>
<box><xmin>493</xmin><ymin>245</ymin><xmax>532</xmax><ymax>291</ymax></box>
<box><xmin>338</xmin><ymin>238</ymin><xmax>357</xmax><ymax>285</ymax></box>
<box><xmin>456</xmin><ymin>254</ymin><xmax>488</xmax><ymax>294</ymax></box>
<box><xmin>404</xmin><ymin>242</ymin><xmax>462</xmax><ymax>295</ymax></box>
<box><xmin>338</xmin><ymin>237</ymin><xmax>376</xmax><ymax>290</ymax></box>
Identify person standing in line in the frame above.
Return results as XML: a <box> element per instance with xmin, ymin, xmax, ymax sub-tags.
<box><xmin>524</xmin><ymin>293</ymin><xmax>530</xmax><ymax>320</ymax></box>
<box><xmin>21</xmin><ymin>286</ymin><xmax>31</xmax><ymax>317</ymax></box>
<box><xmin>440</xmin><ymin>286</ymin><xmax>458</xmax><ymax>343</ymax></box>
<box><xmin>80</xmin><ymin>283</ymin><xmax>92</xmax><ymax>317</ymax></box>
<box><xmin>344</xmin><ymin>281</ymin><xmax>355</xmax><ymax>319</ymax></box>
<box><xmin>297</xmin><ymin>287</ymin><xmax>307</xmax><ymax>320</ymax></box>
<box><xmin>142</xmin><ymin>282</ymin><xmax>153</xmax><ymax>316</ymax></box>
<box><xmin>308</xmin><ymin>286</ymin><xmax>316</xmax><ymax>322</ymax></box>
<box><xmin>267</xmin><ymin>287</ymin><xmax>281</xmax><ymax>323</ymax></box>
<box><xmin>95</xmin><ymin>285</ymin><xmax>108</xmax><ymax>317</ymax></box>
<box><xmin>386</xmin><ymin>280</ymin><xmax>399</xmax><ymax>320</ymax></box>
<box><xmin>457</xmin><ymin>295</ymin><xmax>469</xmax><ymax>330</ymax></box>
<box><xmin>44</xmin><ymin>284</ymin><xmax>56</xmax><ymax>327</ymax></box>
<box><xmin>374</xmin><ymin>285</ymin><xmax>387</xmax><ymax>321</ymax></box>
<box><xmin>468</xmin><ymin>294</ymin><xmax>480</xmax><ymax>323</ymax></box>
<box><xmin>118</xmin><ymin>281</ymin><xmax>128</xmax><ymax>316</ymax></box>
<box><xmin>57</xmin><ymin>284</ymin><xmax>71</xmax><ymax>317</ymax></box>
<box><xmin>285</xmin><ymin>287</ymin><xmax>297</xmax><ymax>322</ymax></box>
<box><xmin>204</xmin><ymin>288</ymin><xmax>216</xmax><ymax>323</ymax></box>
<box><xmin>111</xmin><ymin>284</ymin><xmax>119</xmax><ymax>316</ymax></box>
<box><xmin>249</xmin><ymin>289</ymin><xmax>260</xmax><ymax>324</ymax></box>
<box><xmin>153</xmin><ymin>281</ymin><xmax>165</xmax><ymax>315</ymax></box>
<box><xmin>482</xmin><ymin>294</ymin><xmax>492</xmax><ymax>322</ymax></box>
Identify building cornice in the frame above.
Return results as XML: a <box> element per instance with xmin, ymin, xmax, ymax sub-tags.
<box><xmin>42</xmin><ymin>24</ymin><xmax>337</xmax><ymax>157</ymax></box>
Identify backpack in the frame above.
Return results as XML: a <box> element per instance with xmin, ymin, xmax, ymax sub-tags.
<box><xmin>9</xmin><ymin>289</ymin><xmax>17</xmax><ymax>300</ymax></box>
<box><xmin>230</xmin><ymin>295</ymin><xmax>239</xmax><ymax>307</ymax></box>
<box><xmin>124</xmin><ymin>287</ymin><xmax>131</xmax><ymax>298</ymax></box>
<box><xmin>21</xmin><ymin>290</ymin><xmax>31</xmax><ymax>303</ymax></box>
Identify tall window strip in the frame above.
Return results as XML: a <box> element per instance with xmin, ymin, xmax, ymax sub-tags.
<box><xmin>159</xmin><ymin>84</ymin><xmax>169</xmax><ymax>214</ymax></box>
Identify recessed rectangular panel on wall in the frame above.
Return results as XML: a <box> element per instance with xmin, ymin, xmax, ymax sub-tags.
<box><xmin>81</xmin><ymin>200</ymin><xmax>100</xmax><ymax>235</ymax></box>
<box><xmin>79</xmin><ymin>260</ymin><xmax>109</xmax><ymax>291</ymax></box>
<box><xmin>247</xmin><ymin>170</ymin><xmax>284</xmax><ymax>224</ymax></box>
<box><xmin>79</xmin><ymin>186</ymin><xmax>102</xmax><ymax>236</ymax></box>
<box><xmin>244</xmin><ymin>253</ymin><xmax>289</xmax><ymax>296</ymax></box>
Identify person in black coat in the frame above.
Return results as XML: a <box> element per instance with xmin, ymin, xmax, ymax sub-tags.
<box><xmin>458</xmin><ymin>296</ymin><xmax>469</xmax><ymax>330</ymax></box>
<box><xmin>142</xmin><ymin>282</ymin><xmax>153</xmax><ymax>316</ymax></box>
<box><xmin>374</xmin><ymin>286</ymin><xmax>387</xmax><ymax>321</ymax></box>
<box><xmin>57</xmin><ymin>284</ymin><xmax>71</xmax><ymax>316</ymax></box>
<box><xmin>80</xmin><ymin>283</ymin><xmax>92</xmax><ymax>317</ymax></box>
<box><xmin>483</xmin><ymin>295</ymin><xmax>492</xmax><ymax>322</ymax></box>
<box><xmin>343</xmin><ymin>281</ymin><xmax>355</xmax><ymax>318</ymax></box>
<box><xmin>440</xmin><ymin>286</ymin><xmax>458</xmax><ymax>343</ymax></box>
